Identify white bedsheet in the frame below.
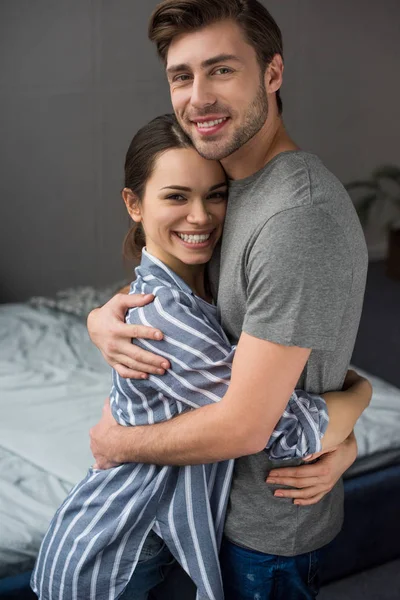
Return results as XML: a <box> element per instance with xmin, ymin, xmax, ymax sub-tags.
<box><xmin>0</xmin><ymin>446</ymin><xmax>72</xmax><ymax>578</ymax></box>
<box><xmin>352</xmin><ymin>366</ymin><xmax>400</xmax><ymax>457</ymax></box>
<box><xmin>0</xmin><ymin>304</ymin><xmax>111</xmax><ymax>484</ymax></box>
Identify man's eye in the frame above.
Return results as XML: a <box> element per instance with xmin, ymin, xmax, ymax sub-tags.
<box><xmin>213</xmin><ymin>68</ymin><xmax>233</xmax><ymax>76</ymax></box>
<box><xmin>174</xmin><ymin>74</ymin><xmax>191</xmax><ymax>83</ymax></box>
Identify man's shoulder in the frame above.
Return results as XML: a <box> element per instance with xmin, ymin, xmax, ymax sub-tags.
<box><xmin>242</xmin><ymin>151</ymin><xmax>346</xmax><ymax>222</ymax></box>
<box><xmin>247</xmin><ymin>151</ymin><xmax>362</xmax><ymax>247</ymax></box>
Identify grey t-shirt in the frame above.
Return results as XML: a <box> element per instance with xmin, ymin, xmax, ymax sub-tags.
<box><xmin>209</xmin><ymin>150</ymin><xmax>368</xmax><ymax>555</ymax></box>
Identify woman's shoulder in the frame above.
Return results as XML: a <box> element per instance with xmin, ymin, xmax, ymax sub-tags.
<box><xmin>126</xmin><ymin>283</ymin><xmax>197</xmax><ymax>327</ymax></box>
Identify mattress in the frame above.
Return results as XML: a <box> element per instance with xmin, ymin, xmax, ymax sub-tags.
<box><xmin>0</xmin><ymin>301</ymin><xmax>399</xmax><ymax>578</ymax></box>
<box><xmin>346</xmin><ymin>366</ymin><xmax>400</xmax><ymax>477</ymax></box>
<box><xmin>0</xmin><ymin>446</ymin><xmax>71</xmax><ymax>579</ymax></box>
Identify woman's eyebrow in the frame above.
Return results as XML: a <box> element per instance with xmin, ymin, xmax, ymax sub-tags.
<box><xmin>161</xmin><ymin>185</ymin><xmax>192</xmax><ymax>191</ymax></box>
<box><xmin>209</xmin><ymin>182</ymin><xmax>228</xmax><ymax>191</ymax></box>
<box><xmin>160</xmin><ymin>182</ymin><xmax>227</xmax><ymax>192</ymax></box>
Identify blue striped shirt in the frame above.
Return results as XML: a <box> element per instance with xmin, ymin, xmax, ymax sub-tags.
<box><xmin>31</xmin><ymin>249</ymin><xmax>328</xmax><ymax>600</ymax></box>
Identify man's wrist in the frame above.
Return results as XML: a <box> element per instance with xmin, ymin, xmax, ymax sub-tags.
<box><xmin>109</xmin><ymin>423</ymin><xmax>137</xmax><ymax>464</ymax></box>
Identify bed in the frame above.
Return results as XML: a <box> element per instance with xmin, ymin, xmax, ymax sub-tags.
<box><xmin>0</xmin><ymin>289</ymin><xmax>399</xmax><ymax>597</ymax></box>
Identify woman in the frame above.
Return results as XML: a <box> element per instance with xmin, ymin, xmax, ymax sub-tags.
<box><xmin>31</xmin><ymin>114</ymin><xmax>370</xmax><ymax>600</ymax></box>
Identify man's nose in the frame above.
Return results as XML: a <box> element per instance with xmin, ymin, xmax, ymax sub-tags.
<box><xmin>190</xmin><ymin>77</ymin><xmax>216</xmax><ymax>109</ymax></box>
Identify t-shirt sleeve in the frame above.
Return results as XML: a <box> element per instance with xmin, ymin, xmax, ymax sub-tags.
<box><xmin>243</xmin><ymin>206</ymin><xmax>353</xmax><ymax>350</ymax></box>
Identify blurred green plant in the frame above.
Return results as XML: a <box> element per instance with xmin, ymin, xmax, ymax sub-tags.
<box><xmin>346</xmin><ymin>165</ymin><xmax>400</xmax><ymax>230</ymax></box>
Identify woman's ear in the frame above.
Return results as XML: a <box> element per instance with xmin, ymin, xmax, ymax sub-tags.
<box><xmin>122</xmin><ymin>188</ymin><xmax>142</xmax><ymax>222</ymax></box>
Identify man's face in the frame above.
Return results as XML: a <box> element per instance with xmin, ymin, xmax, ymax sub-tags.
<box><xmin>166</xmin><ymin>20</ymin><xmax>269</xmax><ymax>161</ymax></box>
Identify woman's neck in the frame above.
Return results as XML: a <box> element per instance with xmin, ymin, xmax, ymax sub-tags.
<box><xmin>145</xmin><ymin>246</ymin><xmax>210</xmax><ymax>301</ymax></box>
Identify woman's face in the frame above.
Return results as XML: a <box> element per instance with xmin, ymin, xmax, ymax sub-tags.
<box><xmin>124</xmin><ymin>147</ymin><xmax>228</xmax><ymax>271</ymax></box>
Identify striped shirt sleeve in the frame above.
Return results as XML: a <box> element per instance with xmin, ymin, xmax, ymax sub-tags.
<box><xmin>127</xmin><ymin>287</ymin><xmax>234</xmax><ymax>409</ymax></box>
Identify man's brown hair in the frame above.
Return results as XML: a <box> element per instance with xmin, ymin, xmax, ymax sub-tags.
<box><xmin>148</xmin><ymin>0</ymin><xmax>284</xmax><ymax>114</ymax></box>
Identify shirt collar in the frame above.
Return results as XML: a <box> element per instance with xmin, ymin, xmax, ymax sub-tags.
<box><xmin>137</xmin><ymin>248</ymin><xmax>194</xmax><ymax>295</ymax></box>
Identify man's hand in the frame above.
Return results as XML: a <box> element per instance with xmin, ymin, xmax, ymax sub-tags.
<box><xmin>265</xmin><ymin>432</ymin><xmax>358</xmax><ymax>506</ymax></box>
<box><xmin>87</xmin><ymin>292</ymin><xmax>170</xmax><ymax>378</ymax></box>
<box><xmin>90</xmin><ymin>399</ymin><xmax>126</xmax><ymax>469</ymax></box>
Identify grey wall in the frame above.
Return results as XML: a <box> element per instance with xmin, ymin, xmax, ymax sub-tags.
<box><xmin>0</xmin><ymin>0</ymin><xmax>399</xmax><ymax>301</ymax></box>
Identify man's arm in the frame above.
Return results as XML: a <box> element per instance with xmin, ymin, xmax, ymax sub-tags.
<box><xmin>91</xmin><ymin>333</ymin><xmax>310</xmax><ymax>465</ymax></box>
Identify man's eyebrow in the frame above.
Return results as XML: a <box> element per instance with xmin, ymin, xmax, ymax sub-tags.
<box><xmin>201</xmin><ymin>54</ymin><xmax>241</xmax><ymax>69</ymax></box>
<box><xmin>166</xmin><ymin>63</ymin><xmax>191</xmax><ymax>76</ymax></box>
<box><xmin>167</xmin><ymin>54</ymin><xmax>241</xmax><ymax>75</ymax></box>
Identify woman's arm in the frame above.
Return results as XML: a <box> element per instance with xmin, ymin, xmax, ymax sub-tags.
<box><xmin>319</xmin><ymin>370</ymin><xmax>372</xmax><ymax>454</ymax></box>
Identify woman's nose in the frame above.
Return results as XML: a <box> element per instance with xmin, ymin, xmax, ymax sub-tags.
<box><xmin>187</xmin><ymin>203</ymin><xmax>211</xmax><ymax>225</ymax></box>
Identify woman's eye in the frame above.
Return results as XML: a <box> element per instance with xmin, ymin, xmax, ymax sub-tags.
<box><xmin>208</xmin><ymin>191</ymin><xmax>228</xmax><ymax>201</ymax></box>
<box><xmin>167</xmin><ymin>194</ymin><xmax>186</xmax><ymax>201</ymax></box>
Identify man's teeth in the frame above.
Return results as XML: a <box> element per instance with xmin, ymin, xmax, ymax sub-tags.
<box><xmin>177</xmin><ymin>233</ymin><xmax>211</xmax><ymax>244</ymax></box>
<box><xmin>196</xmin><ymin>118</ymin><xmax>227</xmax><ymax>129</ymax></box>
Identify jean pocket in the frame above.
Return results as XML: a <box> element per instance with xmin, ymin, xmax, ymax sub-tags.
<box><xmin>138</xmin><ymin>531</ymin><xmax>167</xmax><ymax>563</ymax></box>
<box><xmin>307</xmin><ymin>551</ymin><xmax>320</xmax><ymax>595</ymax></box>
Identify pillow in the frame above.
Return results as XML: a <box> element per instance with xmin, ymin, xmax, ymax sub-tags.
<box><xmin>28</xmin><ymin>280</ymin><xmax>128</xmax><ymax>318</ymax></box>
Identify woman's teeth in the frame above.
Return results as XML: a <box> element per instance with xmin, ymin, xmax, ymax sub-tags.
<box><xmin>177</xmin><ymin>233</ymin><xmax>211</xmax><ymax>244</ymax></box>
<box><xmin>196</xmin><ymin>118</ymin><xmax>227</xmax><ymax>129</ymax></box>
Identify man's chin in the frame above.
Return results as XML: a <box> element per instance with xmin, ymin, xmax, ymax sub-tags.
<box><xmin>192</xmin><ymin>139</ymin><xmax>235</xmax><ymax>161</ymax></box>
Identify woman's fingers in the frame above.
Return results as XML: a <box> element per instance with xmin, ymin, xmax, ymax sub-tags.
<box><xmin>273</xmin><ymin>485</ymin><xmax>326</xmax><ymax>500</ymax></box>
<box><xmin>267</xmin><ymin>476</ymin><xmax>322</xmax><ymax>489</ymax></box>
<box><xmin>293</xmin><ymin>492</ymin><xmax>326</xmax><ymax>506</ymax></box>
<box><xmin>267</xmin><ymin>463</ymin><xmax>330</xmax><ymax>479</ymax></box>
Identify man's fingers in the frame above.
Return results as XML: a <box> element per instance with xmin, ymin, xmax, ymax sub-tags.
<box><xmin>112</xmin><ymin>348</ymin><xmax>170</xmax><ymax>372</ymax></box>
<box><xmin>114</xmin><ymin>293</ymin><xmax>155</xmax><ymax>310</ymax></box>
<box><xmin>124</xmin><ymin>346</ymin><xmax>169</xmax><ymax>370</ymax></box>
<box><xmin>114</xmin><ymin>364</ymin><xmax>149</xmax><ymax>379</ymax></box>
<box><xmin>116</xmin><ymin>323</ymin><xmax>163</xmax><ymax>342</ymax></box>
<box><xmin>267</xmin><ymin>476</ymin><xmax>321</xmax><ymax>489</ymax></box>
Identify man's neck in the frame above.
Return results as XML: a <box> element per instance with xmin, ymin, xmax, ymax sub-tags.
<box><xmin>221</xmin><ymin>118</ymin><xmax>299</xmax><ymax>181</ymax></box>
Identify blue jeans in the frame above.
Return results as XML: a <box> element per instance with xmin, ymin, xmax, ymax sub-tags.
<box><xmin>220</xmin><ymin>537</ymin><xmax>320</xmax><ymax>600</ymax></box>
<box><xmin>119</xmin><ymin>531</ymin><xmax>176</xmax><ymax>600</ymax></box>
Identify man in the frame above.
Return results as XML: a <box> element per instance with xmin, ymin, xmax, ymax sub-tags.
<box><xmin>88</xmin><ymin>0</ymin><xmax>368</xmax><ymax>598</ymax></box>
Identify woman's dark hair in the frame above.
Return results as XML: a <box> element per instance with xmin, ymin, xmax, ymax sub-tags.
<box><xmin>123</xmin><ymin>113</ymin><xmax>194</xmax><ymax>261</ymax></box>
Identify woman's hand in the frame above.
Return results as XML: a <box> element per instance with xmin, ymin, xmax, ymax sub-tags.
<box><xmin>87</xmin><ymin>292</ymin><xmax>171</xmax><ymax>378</ymax></box>
<box><xmin>266</xmin><ymin>432</ymin><xmax>358</xmax><ymax>506</ymax></box>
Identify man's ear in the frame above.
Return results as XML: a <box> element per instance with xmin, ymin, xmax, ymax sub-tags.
<box><xmin>265</xmin><ymin>53</ymin><xmax>284</xmax><ymax>95</ymax></box>
<box><xmin>122</xmin><ymin>188</ymin><xmax>142</xmax><ymax>222</ymax></box>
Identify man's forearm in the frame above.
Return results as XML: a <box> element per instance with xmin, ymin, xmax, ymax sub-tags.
<box><xmin>110</xmin><ymin>401</ymin><xmax>265</xmax><ymax>466</ymax></box>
